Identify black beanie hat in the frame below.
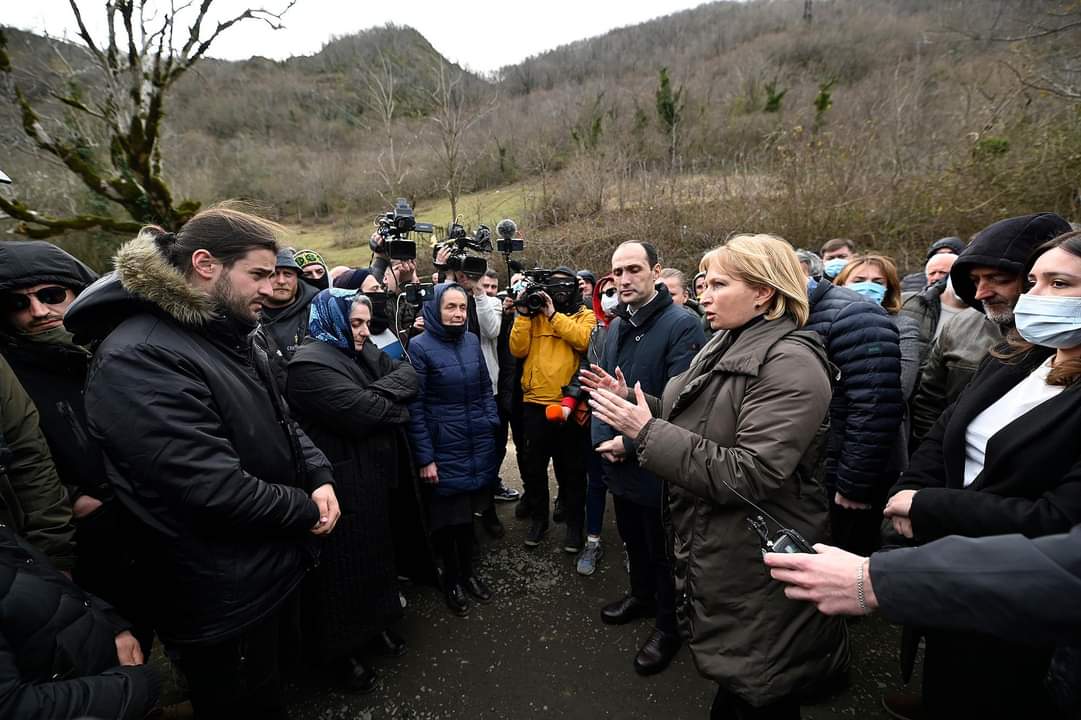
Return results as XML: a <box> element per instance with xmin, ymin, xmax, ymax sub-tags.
<box><xmin>926</xmin><ymin>236</ymin><xmax>965</xmax><ymax>259</ymax></box>
<box><xmin>950</xmin><ymin>213</ymin><xmax>1072</xmax><ymax>311</ymax></box>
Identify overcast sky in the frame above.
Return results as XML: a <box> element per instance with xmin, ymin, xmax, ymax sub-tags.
<box><xmin>6</xmin><ymin>0</ymin><xmax>710</xmax><ymax>74</ymax></box>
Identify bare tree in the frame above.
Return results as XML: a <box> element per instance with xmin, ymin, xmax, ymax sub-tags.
<box><xmin>365</xmin><ymin>50</ymin><xmax>410</xmax><ymax>205</ymax></box>
<box><xmin>0</xmin><ymin>0</ymin><xmax>296</xmax><ymax>238</ymax></box>
<box><xmin>947</xmin><ymin>1</ymin><xmax>1081</xmax><ymax>100</ymax></box>
<box><xmin>428</xmin><ymin>58</ymin><xmax>496</xmax><ymax>221</ymax></box>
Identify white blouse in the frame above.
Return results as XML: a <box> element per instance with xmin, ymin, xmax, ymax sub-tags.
<box><xmin>963</xmin><ymin>359</ymin><xmax>1063</xmax><ymax>487</ymax></box>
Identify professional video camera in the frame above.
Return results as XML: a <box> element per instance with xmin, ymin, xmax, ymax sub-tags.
<box><xmin>432</xmin><ymin>221</ymin><xmax>491</xmax><ymax>277</ymax></box>
<box><xmin>372</xmin><ymin>198</ymin><xmax>434</xmax><ymax>261</ymax></box>
<box><xmin>513</xmin><ymin>268</ymin><xmax>578</xmax><ymax>317</ymax></box>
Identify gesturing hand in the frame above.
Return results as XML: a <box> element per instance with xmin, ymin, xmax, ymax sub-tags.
<box><xmin>310</xmin><ymin>483</ymin><xmax>341</xmax><ymax>535</ymax></box>
<box><xmin>589</xmin><ymin>381</ymin><xmax>653</xmax><ymax>440</ymax></box>
<box><xmin>420</xmin><ymin>462</ymin><xmax>439</xmax><ymax>485</ymax></box>
<box><xmin>594</xmin><ymin>438</ymin><xmax>627</xmax><ymax>463</ymax></box>
<box><xmin>114</xmin><ymin>630</ymin><xmax>144</xmax><ymax>666</ymax></box>
<box><xmin>579</xmin><ymin>364</ymin><xmax>629</xmax><ymax>399</ymax></box>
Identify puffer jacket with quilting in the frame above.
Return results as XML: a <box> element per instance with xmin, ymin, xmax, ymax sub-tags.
<box><xmin>805</xmin><ymin>280</ymin><xmax>904</xmax><ymax>504</ymax></box>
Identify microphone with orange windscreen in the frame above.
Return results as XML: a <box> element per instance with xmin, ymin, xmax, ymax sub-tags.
<box><xmin>545</xmin><ymin>404</ymin><xmax>566</xmax><ymax>423</ymax></box>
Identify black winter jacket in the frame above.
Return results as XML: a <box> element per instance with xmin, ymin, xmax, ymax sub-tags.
<box><xmin>287</xmin><ymin>339</ymin><xmax>418</xmax><ymax>658</ymax></box>
<box><xmin>892</xmin><ymin>347</ymin><xmax>1081</xmax><ymax>542</ymax></box>
<box><xmin>0</xmin><ymin>524</ymin><xmax>159</xmax><ymax>719</ymax></box>
<box><xmin>64</xmin><ymin>233</ymin><xmax>334</xmax><ymax>646</ymax></box>
<box><xmin>592</xmin><ymin>285</ymin><xmax>706</xmax><ymax>507</ymax></box>
<box><xmin>0</xmin><ymin>240</ymin><xmax>107</xmax><ymax>503</ymax></box>
<box><xmin>806</xmin><ymin>280</ymin><xmax>904</xmax><ymax>504</ymax></box>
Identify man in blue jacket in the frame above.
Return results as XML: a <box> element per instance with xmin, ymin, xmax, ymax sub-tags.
<box><xmin>591</xmin><ymin>241</ymin><xmax>705</xmax><ymax>677</ymax></box>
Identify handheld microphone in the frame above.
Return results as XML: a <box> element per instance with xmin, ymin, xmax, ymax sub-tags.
<box><xmin>545</xmin><ymin>404</ymin><xmax>566</xmax><ymax>423</ymax></box>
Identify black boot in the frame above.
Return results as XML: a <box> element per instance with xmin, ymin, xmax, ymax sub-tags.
<box><xmin>464</xmin><ymin>575</ymin><xmax>493</xmax><ymax>604</ymax></box>
<box><xmin>372</xmin><ymin>629</ymin><xmax>407</xmax><ymax>658</ymax></box>
<box><xmin>480</xmin><ymin>505</ymin><xmax>505</xmax><ymax>539</ymax></box>
<box><xmin>444</xmin><ymin>583</ymin><xmax>470</xmax><ymax>617</ymax></box>
<box><xmin>601</xmin><ymin>595</ymin><xmax>656</xmax><ymax>625</ymax></box>
<box><xmin>342</xmin><ymin>656</ymin><xmax>378</xmax><ymax>693</ymax></box>
<box><xmin>633</xmin><ymin>629</ymin><xmax>682</xmax><ymax>676</ymax></box>
<box><xmin>514</xmin><ymin>493</ymin><xmax>531</xmax><ymax>519</ymax></box>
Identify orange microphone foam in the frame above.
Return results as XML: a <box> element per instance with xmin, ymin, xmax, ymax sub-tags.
<box><xmin>545</xmin><ymin>404</ymin><xmax>565</xmax><ymax>423</ymax></box>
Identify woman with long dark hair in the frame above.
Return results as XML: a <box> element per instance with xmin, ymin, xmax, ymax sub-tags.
<box><xmin>881</xmin><ymin>230</ymin><xmax>1081</xmax><ymax>718</ymax></box>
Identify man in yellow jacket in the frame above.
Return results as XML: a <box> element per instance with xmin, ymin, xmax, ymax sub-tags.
<box><xmin>510</xmin><ymin>266</ymin><xmax>596</xmax><ymax>551</ymax></box>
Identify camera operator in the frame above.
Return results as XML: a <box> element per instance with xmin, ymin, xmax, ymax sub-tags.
<box><xmin>510</xmin><ymin>267</ymin><xmax>596</xmax><ymax>550</ymax></box>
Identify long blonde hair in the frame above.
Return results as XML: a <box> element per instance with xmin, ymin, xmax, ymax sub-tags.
<box><xmin>700</xmin><ymin>234</ymin><xmax>811</xmax><ymax>327</ymax></box>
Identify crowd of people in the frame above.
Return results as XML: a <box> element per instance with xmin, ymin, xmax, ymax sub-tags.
<box><xmin>1</xmin><ymin>203</ymin><xmax>1079</xmax><ymax>720</ymax></box>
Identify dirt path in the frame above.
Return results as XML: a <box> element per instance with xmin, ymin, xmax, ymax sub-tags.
<box><xmin>285</xmin><ymin>450</ymin><xmax>910</xmax><ymax>720</ymax></box>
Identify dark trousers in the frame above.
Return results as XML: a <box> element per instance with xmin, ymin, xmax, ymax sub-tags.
<box><xmin>711</xmin><ymin>687</ymin><xmax>800</xmax><ymax>719</ymax></box>
<box><xmin>585</xmin><ymin>450</ymin><xmax>607</xmax><ymax>537</ymax></box>
<box><xmin>613</xmin><ymin>495</ymin><xmax>676</xmax><ymax>634</ymax></box>
<box><xmin>73</xmin><ymin>500</ymin><xmax>155</xmax><ymax>656</ymax></box>
<box><xmin>433</xmin><ymin>523</ymin><xmax>474</xmax><ymax>587</ymax></box>
<box><xmin>922</xmin><ymin>630</ymin><xmax>1054</xmax><ymax>718</ymax></box>
<box><xmin>520</xmin><ymin>403</ymin><xmax>587</xmax><ymax>528</ymax></box>
<box><xmin>171</xmin><ymin>604</ymin><xmax>293</xmax><ymax>720</ymax></box>
<box><xmin>828</xmin><ymin>501</ymin><xmax>883</xmax><ymax>556</ymax></box>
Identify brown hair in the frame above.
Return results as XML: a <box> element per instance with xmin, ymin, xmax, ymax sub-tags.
<box><xmin>147</xmin><ymin>201</ymin><xmax>282</xmax><ymax>276</ymax></box>
<box><xmin>994</xmin><ymin>231</ymin><xmax>1081</xmax><ymax>387</ymax></box>
<box><xmin>820</xmin><ymin>238</ymin><xmax>856</xmax><ymax>256</ymax></box>
<box><xmin>700</xmin><ymin>234</ymin><xmax>810</xmax><ymax>327</ymax></box>
<box><xmin>835</xmin><ymin>255</ymin><xmax>903</xmax><ymax>315</ymax></box>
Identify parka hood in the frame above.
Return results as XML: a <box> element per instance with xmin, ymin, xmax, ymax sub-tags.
<box><xmin>0</xmin><ymin>240</ymin><xmax>98</xmax><ymax>294</ymax></box>
<box><xmin>951</xmin><ymin>213</ymin><xmax>1071</xmax><ymax>312</ymax></box>
<box><xmin>64</xmin><ymin>231</ymin><xmax>215</xmax><ymax>344</ymax></box>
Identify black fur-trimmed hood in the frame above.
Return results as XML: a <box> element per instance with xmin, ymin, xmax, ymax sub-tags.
<box><xmin>65</xmin><ymin>231</ymin><xmax>216</xmax><ymax>344</ymax></box>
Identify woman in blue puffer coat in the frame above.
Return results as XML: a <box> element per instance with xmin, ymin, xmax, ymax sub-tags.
<box><xmin>407</xmin><ymin>283</ymin><xmax>500</xmax><ymax>616</ymax></box>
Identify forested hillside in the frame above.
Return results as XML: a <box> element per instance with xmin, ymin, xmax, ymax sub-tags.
<box><xmin>2</xmin><ymin>0</ymin><xmax>1080</xmax><ymax>272</ymax></box>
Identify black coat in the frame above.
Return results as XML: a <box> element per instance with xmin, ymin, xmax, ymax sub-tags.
<box><xmin>591</xmin><ymin>285</ymin><xmax>706</xmax><ymax>506</ymax></box>
<box><xmin>0</xmin><ymin>524</ymin><xmax>159</xmax><ymax>720</ymax></box>
<box><xmin>65</xmin><ymin>233</ymin><xmax>334</xmax><ymax>646</ymax></box>
<box><xmin>892</xmin><ymin>347</ymin><xmax>1081</xmax><ymax>542</ymax></box>
<box><xmin>805</xmin><ymin>280</ymin><xmax>904</xmax><ymax>503</ymax></box>
<box><xmin>0</xmin><ymin>338</ymin><xmax>109</xmax><ymax>503</ymax></box>
<box><xmin>286</xmin><ymin>338</ymin><xmax>418</xmax><ymax>657</ymax></box>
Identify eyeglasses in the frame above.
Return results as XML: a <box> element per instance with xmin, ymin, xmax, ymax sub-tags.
<box><xmin>1</xmin><ymin>286</ymin><xmax>70</xmax><ymax>313</ymax></box>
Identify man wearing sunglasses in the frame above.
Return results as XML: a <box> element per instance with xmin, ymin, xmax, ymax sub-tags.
<box><xmin>0</xmin><ymin>241</ymin><xmax>155</xmax><ymax>621</ymax></box>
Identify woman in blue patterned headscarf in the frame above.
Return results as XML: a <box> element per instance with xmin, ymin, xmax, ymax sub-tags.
<box><xmin>286</xmin><ymin>287</ymin><xmax>432</xmax><ymax>691</ymax></box>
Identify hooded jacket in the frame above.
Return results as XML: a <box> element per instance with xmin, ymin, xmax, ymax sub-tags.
<box><xmin>805</xmin><ymin>280</ymin><xmax>904</xmax><ymax>504</ymax></box>
<box><xmin>591</xmin><ymin>283</ymin><xmax>706</xmax><ymax>507</ymax></box>
<box><xmin>63</xmin><ymin>232</ymin><xmax>334</xmax><ymax>645</ymax></box>
<box><xmin>406</xmin><ymin>284</ymin><xmax>500</xmax><ymax>496</ymax></box>
<box><xmin>0</xmin><ymin>241</ymin><xmax>107</xmax><ymax>505</ymax></box>
<box><xmin>0</xmin><ymin>524</ymin><xmax>159</xmax><ymax>720</ymax></box>
<box><xmin>950</xmin><ymin>213</ymin><xmax>1072</xmax><ymax>312</ymax></box>
<box><xmin>908</xmin><ymin>213</ymin><xmax>1071</xmax><ymax>443</ymax></box>
<box><xmin>633</xmin><ymin>317</ymin><xmax>848</xmax><ymax>705</ymax></box>
<box><xmin>256</xmin><ymin>276</ymin><xmax>317</xmax><ymax>361</ymax></box>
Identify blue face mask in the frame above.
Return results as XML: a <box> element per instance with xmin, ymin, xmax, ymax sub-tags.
<box><xmin>823</xmin><ymin>258</ymin><xmax>849</xmax><ymax>279</ymax></box>
<box><xmin>1014</xmin><ymin>294</ymin><xmax>1081</xmax><ymax>349</ymax></box>
<box><xmin>848</xmin><ymin>280</ymin><xmax>887</xmax><ymax>305</ymax></box>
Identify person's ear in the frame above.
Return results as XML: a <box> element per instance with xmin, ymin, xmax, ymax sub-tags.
<box><xmin>754</xmin><ymin>284</ymin><xmax>776</xmax><ymax>309</ymax></box>
<box><xmin>190</xmin><ymin>249</ymin><xmax>218</xmax><ymax>281</ymax></box>
<box><xmin>652</xmin><ymin>264</ymin><xmax>662</xmax><ymax>279</ymax></box>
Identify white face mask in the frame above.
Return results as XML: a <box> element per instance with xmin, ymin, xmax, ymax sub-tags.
<box><xmin>600</xmin><ymin>291</ymin><xmax>620</xmax><ymax>315</ymax></box>
<box><xmin>1014</xmin><ymin>294</ymin><xmax>1081</xmax><ymax>349</ymax></box>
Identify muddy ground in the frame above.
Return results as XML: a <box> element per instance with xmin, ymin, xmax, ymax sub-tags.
<box><xmin>277</xmin><ymin>449</ymin><xmax>915</xmax><ymax>720</ymax></box>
